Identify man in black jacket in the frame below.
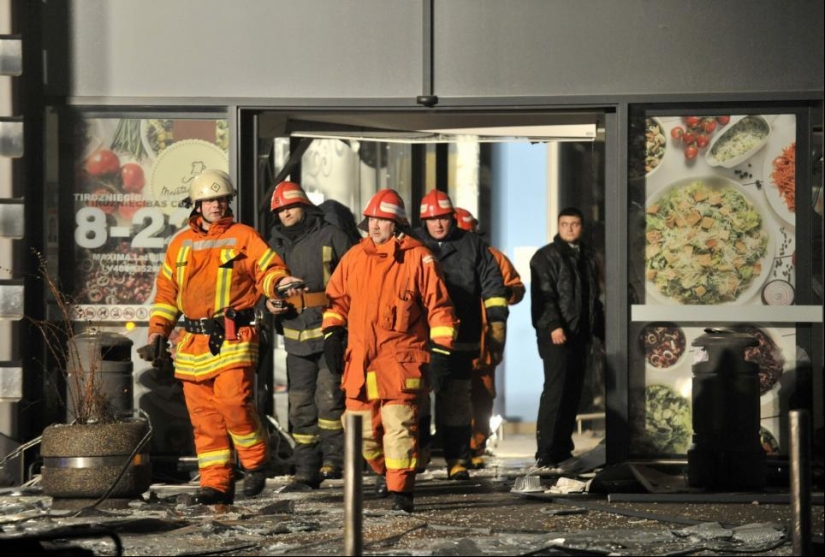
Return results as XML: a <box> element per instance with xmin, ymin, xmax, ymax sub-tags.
<box><xmin>530</xmin><ymin>207</ymin><xmax>604</xmax><ymax>470</ymax></box>
<box><xmin>266</xmin><ymin>181</ymin><xmax>355</xmax><ymax>488</ymax></box>
<box><xmin>416</xmin><ymin>190</ymin><xmax>509</xmax><ymax>480</ymax></box>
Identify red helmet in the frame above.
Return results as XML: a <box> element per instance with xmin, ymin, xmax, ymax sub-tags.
<box><xmin>419</xmin><ymin>189</ymin><xmax>455</xmax><ymax>219</ymax></box>
<box><xmin>362</xmin><ymin>189</ymin><xmax>409</xmax><ymax>225</ymax></box>
<box><xmin>454</xmin><ymin>207</ymin><xmax>478</xmax><ymax>232</ymax></box>
<box><xmin>270</xmin><ymin>181</ymin><xmax>313</xmax><ymax>212</ymax></box>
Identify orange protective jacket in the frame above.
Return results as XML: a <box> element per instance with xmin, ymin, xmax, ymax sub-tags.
<box><xmin>149</xmin><ymin>214</ymin><xmax>290</xmax><ymax>382</ymax></box>
<box><xmin>475</xmin><ymin>246</ymin><xmax>525</xmax><ymax>369</ymax></box>
<box><xmin>323</xmin><ymin>234</ymin><xmax>457</xmax><ymax>401</ymax></box>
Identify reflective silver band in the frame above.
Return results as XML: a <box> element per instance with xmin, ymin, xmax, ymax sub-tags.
<box><xmin>43</xmin><ymin>454</ymin><xmax>150</xmax><ymax>469</ymax></box>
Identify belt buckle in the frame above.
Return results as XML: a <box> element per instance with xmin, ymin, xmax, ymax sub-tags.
<box><xmin>198</xmin><ymin>318</ymin><xmax>209</xmax><ymax>334</ymax></box>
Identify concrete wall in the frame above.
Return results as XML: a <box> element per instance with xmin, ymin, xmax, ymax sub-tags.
<box><xmin>44</xmin><ymin>0</ymin><xmax>823</xmax><ymax>103</ymax></box>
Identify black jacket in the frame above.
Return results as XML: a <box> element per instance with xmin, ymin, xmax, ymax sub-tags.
<box><xmin>416</xmin><ymin>226</ymin><xmax>508</xmax><ymax>346</ymax></box>
<box><xmin>530</xmin><ymin>234</ymin><xmax>603</xmax><ymax>344</ymax></box>
<box><xmin>268</xmin><ymin>208</ymin><xmax>354</xmax><ymax>356</ymax></box>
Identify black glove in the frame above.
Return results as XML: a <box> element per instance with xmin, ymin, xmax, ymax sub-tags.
<box><xmin>137</xmin><ymin>336</ymin><xmax>174</xmax><ymax>375</ymax></box>
<box><xmin>428</xmin><ymin>343</ymin><xmax>452</xmax><ymax>394</ymax></box>
<box><xmin>324</xmin><ymin>326</ymin><xmax>346</xmax><ymax>374</ymax></box>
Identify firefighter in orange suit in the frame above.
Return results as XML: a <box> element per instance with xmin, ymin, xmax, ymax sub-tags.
<box><xmin>143</xmin><ymin>169</ymin><xmax>305</xmax><ymax>506</ymax></box>
<box><xmin>322</xmin><ymin>189</ymin><xmax>457</xmax><ymax>513</ymax></box>
<box><xmin>454</xmin><ymin>207</ymin><xmax>525</xmax><ymax>469</ymax></box>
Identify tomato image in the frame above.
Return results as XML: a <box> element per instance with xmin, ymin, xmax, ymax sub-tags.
<box><xmin>695</xmin><ymin>134</ymin><xmax>709</xmax><ymax>148</ymax></box>
<box><xmin>685</xmin><ymin>116</ymin><xmax>702</xmax><ymax>129</ymax></box>
<box><xmin>670</xmin><ymin>126</ymin><xmax>684</xmax><ymax>140</ymax></box>
<box><xmin>86</xmin><ymin>149</ymin><xmax>120</xmax><ymax>176</ymax></box>
<box><xmin>684</xmin><ymin>145</ymin><xmax>698</xmax><ymax>160</ymax></box>
<box><xmin>716</xmin><ymin>115</ymin><xmax>731</xmax><ymax>125</ymax></box>
<box><xmin>120</xmin><ymin>163</ymin><xmax>145</xmax><ymax>193</ymax></box>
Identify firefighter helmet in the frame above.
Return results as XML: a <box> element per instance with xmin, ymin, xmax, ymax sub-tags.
<box><xmin>190</xmin><ymin>169</ymin><xmax>236</xmax><ymax>202</ymax></box>
<box><xmin>270</xmin><ymin>181</ymin><xmax>313</xmax><ymax>212</ymax></box>
<box><xmin>454</xmin><ymin>207</ymin><xmax>478</xmax><ymax>232</ymax></box>
<box><xmin>419</xmin><ymin>189</ymin><xmax>455</xmax><ymax>219</ymax></box>
<box><xmin>362</xmin><ymin>188</ymin><xmax>409</xmax><ymax>225</ymax></box>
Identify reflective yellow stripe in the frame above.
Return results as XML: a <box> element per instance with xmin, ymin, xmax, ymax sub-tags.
<box><xmin>484</xmin><ymin>297</ymin><xmax>508</xmax><ymax>308</ymax></box>
<box><xmin>431</xmin><ymin>346</ymin><xmax>450</xmax><ymax>355</ymax></box>
<box><xmin>385</xmin><ymin>456</ymin><xmax>417</xmax><ymax>470</ymax></box>
<box><xmin>363</xmin><ymin>449</ymin><xmax>384</xmax><ymax>460</ymax></box>
<box><xmin>258</xmin><ymin>248</ymin><xmax>276</xmax><ymax>270</ymax></box>
<box><xmin>214</xmin><ymin>249</ymin><xmax>234</xmax><ymax>312</ymax></box>
<box><xmin>318</xmin><ymin>418</ymin><xmax>343</xmax><ymax>431</ymax></box>
<box><xmin>174</xmin><ymin>342</ymin><xmax>259</xmax><ymax>379</ymax></box>
<box><xmin>229</xmin><ymin>428</ymin><xmax>264</xmax><ymax>449</ymax></box>
<box><xmin>322</xmin><ymin>245</ymin><xmax>333</xmax><ymax>287</ymax></box>
<box><xmin>151</xmin><ymin>303</ymin><xmax>179</xmax><ymax>322</ymax></box>
<box><xmin>175</xmin><ymin>245</ymin><xmax>191</xmax><ymax>308</ymax></box>
<box><xmin>366</xmin><ymin>371</ymin><xmax>379</xmax><ymax>400</ymax></box>
<box><xmin>283</xmin><ymin>327</ymin><xmax>324</xmax><ymax>341</ymax></box>
<box><xmin>430</xmin><ymin>326</ymin><xmax>456</xmax><ymax>341</ymax></box>
<box><xmin>161</xmin><ymin>262</ymin><xmax>173</xmax><ymax>280</ymax></box>
<box><xmin>293</xmin><ymin>433</ymin><xmax>320</xmax><ymax>445</ymax></box>
<box><xmin>323</xmin><ymin>310</ymin><xmax>345</xmax><ymax>325</ymax></box>
<box><xmin>198</xmin><ymin>449</ymin><xmax>232</xmax><ymax>469</ymax></box>
<box><xmin>405</xmin><ymin>378</ymin><xmax>421</xmax><ymax>390</ymax></box>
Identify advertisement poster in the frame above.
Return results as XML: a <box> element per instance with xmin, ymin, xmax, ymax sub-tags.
<box><xmin>631</xmin><ymin>113</ymin><xmax>800</xmax><ymax>457</ymax></box>
<box><xmin>72</xmin><ymin>117</ymin><xmax>229</xmax><ymax>323</ymax></box>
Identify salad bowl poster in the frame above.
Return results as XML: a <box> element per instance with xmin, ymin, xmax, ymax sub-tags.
<box><xmin>72</xmin><ymin>117</ymin><xmax>229</xmax><ymax>323</ymax></box>
<box><xmin>639</xmin><ymin>113</ymin><xmax>797</xmax><ymax>307</ymax></box>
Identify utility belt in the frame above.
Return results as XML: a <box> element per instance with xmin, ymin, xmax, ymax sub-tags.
<box><xmin>184</xmin><ymin>308</ymin><xmax>257</xmax><ymax>356</ymax></box>
<box><xmin>272</xmin><ymin>291</ymin><xmax>329</xmax><ymax>314</ymax></box>
<box><xmin>183</xmin><ymin>308</ymin><xmax>256</xmax><ymax>334</ymax></box>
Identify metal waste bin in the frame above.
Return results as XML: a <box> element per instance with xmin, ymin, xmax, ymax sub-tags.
<box><xmin>688</xmin><ymin>328</ymin><xmax>765</xmax><ymax>489</ymax></box>
<box><xmin>66</xmin><ymin>331</ymin><xmax>134</xmax><ymax>423</ymax></box>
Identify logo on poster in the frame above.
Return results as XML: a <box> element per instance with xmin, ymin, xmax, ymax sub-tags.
<box><xmin>149</xmin><ymin>140</ymin><xmax>228</xmax><ymax>216</ymax></box>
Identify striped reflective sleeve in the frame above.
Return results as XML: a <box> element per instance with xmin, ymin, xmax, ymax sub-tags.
<box><xmin>322</xmin><ymin>310</ymin><xmax>346</xmax><ymax>328</ymax></box>
<box><xmin>197</xmin><ymin>448</ymin><xmax>232</xmax><ymax>469</ymax></box>
<box><xmin>150</xmin><ymin>303</ymin><xmax>179</xmax><ymax>323</ymax></box>
<box><xmin>483</xmin><ymin>297</ymin><xmax>508</xmax><ymax>308</ymax></box>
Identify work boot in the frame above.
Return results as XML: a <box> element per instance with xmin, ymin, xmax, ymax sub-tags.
<box><xmin>391</xmin><ymin>491</ymin><xmax>414</xmax><ymax>513</ymax></box>
<box><xmin>374</xmin><ymin>474</ymin><xmax>389</xmax><ymax>498</ymax></box>
<box><xmin>242</xmin><ymin>467</ymin><xmax>267</xmax><ymax>497</ymax></box>
<box><xmin>447</xmin><ymin>462</ymin><xmax>470</xmax><ymax>481</ymax></box>
<box><xmin>280</xmin><ymin>474</ymin><xmax>321</xmax><ymax>492</ymax></box>
<box><xmin>470</xmin><ymin>455</ymin><xmax>486</xmax><ymax>469</ymax></box>
<box><xmin>194</xmin><ymin>487</ymin><xmax>234</xmax><ymax>506</ymax></box>
<box><xmin>319</xmin><ymin>463</ymin><xmax>343</xmax><ymax>480</ymax></box>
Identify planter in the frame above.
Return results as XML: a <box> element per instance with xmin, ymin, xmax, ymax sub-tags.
<box><xmin>41</xmin><ymin>419</ymin><xmax>151</xmax><ymax>499</ymax></box>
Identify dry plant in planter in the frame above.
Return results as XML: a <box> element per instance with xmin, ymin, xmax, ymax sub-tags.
<box><xmin>26</xmin><ymin>253</ymin><xmax>152</xmax><ymax>504</ymax></box>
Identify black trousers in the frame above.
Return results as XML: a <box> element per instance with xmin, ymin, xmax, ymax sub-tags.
<box><xmin>536</xmin><ymin>336</ymin><xmax>589</xmax><ymax>463</ymax></box>
<box><xmin>287</xmin><ymin>352</ymin><xmax>345</xmax><ymax>479</ymax></box>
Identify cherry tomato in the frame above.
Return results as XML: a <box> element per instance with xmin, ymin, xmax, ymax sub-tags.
<box><xmin>716</xmin><ymin>115</ymin><xmax>731</xmax><ymax>125</ymax></box>
<box><xmin>695</xmin><ymin>134</ymin><xmax>709</xmax><ymax>148</ymax></box>
<box><xmin>120</xmin><ymin>163</ymin><xmax>145</xmax><ymax>193</ymax></box>
<box><xmin>685</xmin><ymin>116</ymin><xmax>702</xmax><ymax>129</ymax></box>
<box><xmin>85</xmin><ymin>149</ymin><xmax>120</xmax><ymax>176</ymax></box>
<box><xmin>685</xmin><ymin>145</ymin><xmax>698</xmax><ymax>160</ymax></box>
<box><xmin>702</xmin><ymin>119</ymin><xmax>717</xmax><ymax>134</ymax></box>
<box><xmin>682</xmin><ymin>132</ymin><xmax>696</xmax><ymax>145</ymax></box>
<box><xmin>670</xmin><ymin>126</ymin><xmax>684</xmax><ymax>140</ymax></box>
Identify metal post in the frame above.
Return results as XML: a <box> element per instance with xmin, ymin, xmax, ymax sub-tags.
<box><xmin>344</xmin><ymin>413</ymin><xmax>363</xmax><ymax>556</ymax></box>
<box><xmin>789</xmin><ymin>410</ymin><xmax>811</xmax><ymax>556</ymax></box>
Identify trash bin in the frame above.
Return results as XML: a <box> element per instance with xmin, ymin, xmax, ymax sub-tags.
<box><xmin>66</xmin><ymin>331</ymin><xmax>134</xmax><ymax>423</ymax></box>
<box><xmin>688</xmin><ymin>328</ymin><xmax>765</xmax><ymax>489</ymax></box>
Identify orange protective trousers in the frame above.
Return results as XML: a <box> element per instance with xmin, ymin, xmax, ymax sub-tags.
<box><xmin>182</xmin><ymin>367</ymin><xmax>267</xmax><ymax>493</ymax></box>
<box><xmin>346</xmin><ymin>397</ymin><xmax>419</xmax><ymax>494</ymax></box>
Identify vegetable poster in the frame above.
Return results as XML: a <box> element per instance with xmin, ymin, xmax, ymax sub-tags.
<box><xmin>632</xmin><ymin>113</ymin><xmax>800</xmax><ymax>456</ymax></box>
<box><xmin>71</xmin><ymin>117</ymin><xmax>229</xmax><ymax>323</ymax></box>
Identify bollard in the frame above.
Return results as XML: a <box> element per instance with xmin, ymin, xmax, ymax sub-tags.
<box><xmin>789</xmin><ymin>410</ymin><xmax>812</xmax><ymax>556</ymax></box>
<box><xmin>344</xmin><ymin>413</ymin><xmax>363</xmax><ymax>556</ymax></box>
<box><xmin>688</xmin><ymin>328</ymin><xmax>764</xmax><ymax>489</ymax></box>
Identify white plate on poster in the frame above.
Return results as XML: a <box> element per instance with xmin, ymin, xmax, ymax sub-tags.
<box><xmin>761</xmin><ymin>118</ymin><xmax>796</xmax><ymax>227</ymax></box>
<box><xmin>644</xmin><ymin>175</ymin><xmax>775</xmax><ymax>306</ymax></box>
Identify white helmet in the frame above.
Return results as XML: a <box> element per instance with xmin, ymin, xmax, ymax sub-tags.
<box><xmin>189</xmin><ymin>169</ymin><xmax>236</xmax><ymax>203</ymax></box>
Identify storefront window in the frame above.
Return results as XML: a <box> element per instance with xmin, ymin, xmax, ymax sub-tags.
<box><xmin>627</xmin><ymin>107</ymin><xmax>822</xmax><ymax>459</ymax></box>
<box><xmin>67</xmin><ymin>115</ymin><xmax>229</xmax><ymax>324</ymax></box>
